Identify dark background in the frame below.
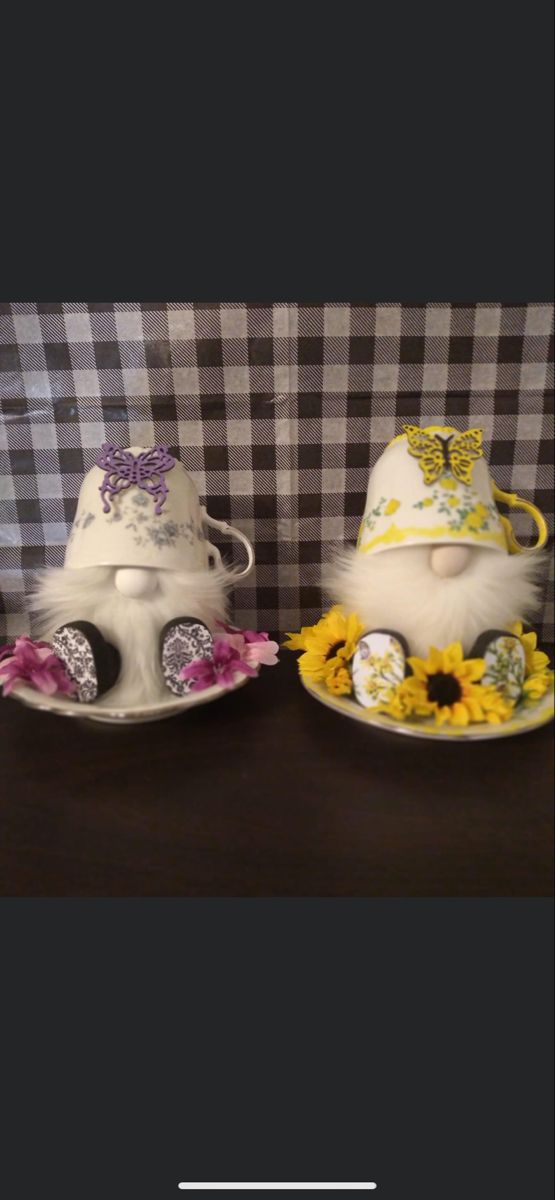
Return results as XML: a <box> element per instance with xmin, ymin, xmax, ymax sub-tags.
<box><xmin>1</xmin><ymin>0</ymin><xmax>554</xmax><ymax>1197</ymax></box>
<box><xmin>1</xmin><ymin>900</ymin><xmax>553</xmax><ymax>1200</ymax></box>
<box><xmin>3</xmin><ymin>5</ymin><xmax>554</xmax><ymax>302</ymax></box>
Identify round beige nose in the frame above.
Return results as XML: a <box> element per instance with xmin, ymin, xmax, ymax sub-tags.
<box><xmin>114</xmin><ymin>568</ymin><xmax>158</xmax><ymax>598</ymax></box>
<box><xmin>430</xmin><ymin>545</ymin><xmax>472</xmax><ymax>577</ymax></box>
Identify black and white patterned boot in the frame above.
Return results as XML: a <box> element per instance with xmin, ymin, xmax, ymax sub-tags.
<box><xmin>52</xmin><ymin>620</ymin><xmax>121</xmax><ymax>703</ymax></box>
<box><xmin>159</xmin><ymin>617</ymin><xmax>214</xmax><ymax>697</ymax></box>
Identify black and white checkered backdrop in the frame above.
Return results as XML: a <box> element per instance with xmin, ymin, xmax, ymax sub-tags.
<box><xmin>1</xmin><ymin>302</ymin><xmax>553</xmax><ymax>647</ymax></box>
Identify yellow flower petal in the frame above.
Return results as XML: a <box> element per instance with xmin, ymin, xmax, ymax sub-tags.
<box><xmin>508</xmin><ymin>621</ymin><xmax>552</xmax><ymax>677</ymax></box>
<box><xmin>522</xmin><ymin>669</ymin><xmax>554</xmax><ymax>701</ymax></box>
<box><xmin>298</xmin><ymin>657</ymin><xmax>328</xmax><ymax>681</ymax></box>
<box><xmin>325</xmin><ymin>662</ymin><xmax>353</xmax><ymax>696</ymax></box>
<box><xmin>444</xmin><ymin>642</ymin><xmax>464</xmax><ymax>670</ymax></box>
<box><xmin>465</xmin><ymin>696</ymin><xmax>485</xmax><ymax>721</ymax></box>
<box><xmin>460</xmin><ymin>657</ymin><xmax>486</xmax><ymax>683</ymax></box>
<box><xmin>427</xmin><ymin>646</ymin><xmax>444</xmax><ymax>673</ymax></box>
<box><xmin>283</xmin><ymin>630</ymin><xmax>309</xmax><ymax>651</ymax></box>
<box><xmin>407</xmin><ymin>656</ymin><xmax>429</xmax><ymax>681</ymax></box>
<box><xmin>435</xmin><ymin>706</ymin><xmax>450</xmax><ymax>725</ymax></box>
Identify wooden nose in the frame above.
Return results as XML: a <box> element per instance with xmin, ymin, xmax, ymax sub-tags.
<box><xmin>430</xmin><ymin>545</ymin><xmax>472</xmax><ymax>577</ymax></box>
<box><xmin>114</xmin><ymin>568</ymin><xmax>157</xmax><ymax>598</ymax></box>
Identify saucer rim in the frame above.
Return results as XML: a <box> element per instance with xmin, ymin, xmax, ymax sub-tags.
<box><xmin>301</xmin><ymin>676</ymin><xmax>554</xmax><ymax>741</ymax></box>
<box><xmin>9</xmin><ymin>672</ymin><xmax>251</xmax><ymax>724</ymax></box>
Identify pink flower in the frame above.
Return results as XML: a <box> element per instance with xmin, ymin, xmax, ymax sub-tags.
<box><xmin>241</xmin><ymin>637</ymin><xmax>280</xmax><ymax>667</ymax></box>
<box><xmin>216</xmin><ymin>623</ymin><xmax>280</xmax><ymax>668</ymax></box>
<box><xmin>181</xmin><ymin>637</ymin><xmax>258</xmax><ymax>693</ymax></box>
<box><xmin>0</xmin><ymin>636</ymin><xmax>77</xmax><ymax>698</ymax></box>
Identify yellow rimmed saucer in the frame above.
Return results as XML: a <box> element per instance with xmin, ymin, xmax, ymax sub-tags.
<box><xmin>8</xmin><ymin>672</ymin><xmax>251</xmax><ymax>725</ymax></box>
<box><xmin>301</xmin><ymin>676</ymin><xmax>554</xmax><ymax>741</ymax></box>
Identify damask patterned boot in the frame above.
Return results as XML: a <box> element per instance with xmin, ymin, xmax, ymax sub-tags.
<box><xmin>159</xmin><ymin>617</ymin><xmax>214</xmax><ymax>697</ymax></box>
<box><xmin>52</xmin><ymin>620</ymin><xmax>121</xmax><ymax>703</ymax></box>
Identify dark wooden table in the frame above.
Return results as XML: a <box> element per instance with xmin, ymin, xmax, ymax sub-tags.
<box><xmin>0</xmin><ymin>652</ymin><xmax>553</xmax><ymax>895</ymax></box>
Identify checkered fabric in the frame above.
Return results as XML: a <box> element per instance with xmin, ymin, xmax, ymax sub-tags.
<box><xmin>1</xmin><ymin>303</ymin><xmax>553</xmax><ymax>648</ymax></box>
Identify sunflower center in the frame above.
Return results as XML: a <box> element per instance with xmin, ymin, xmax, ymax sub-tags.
<box><xmin>326</xmin><ymin>639</ymin><xmax>346</xmax><ymax>661</ymax></box>
<box><xmin>426</xmin><ymin>671</ymin><xmax>462</xmax><ymax>706</ymax></box>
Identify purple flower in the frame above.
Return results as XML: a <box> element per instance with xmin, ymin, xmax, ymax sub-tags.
<box><xmin>0</xmin><ymin>636</ymin><xmax>77</xmax><ymax>698</ymax></box>
<box><xmin>181</xmin><ymin>637</ymin><xmax>258</xmax><ymax>693</ymax></box>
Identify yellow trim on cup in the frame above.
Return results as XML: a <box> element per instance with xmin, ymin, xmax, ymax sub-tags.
<box><xmin>491</xmin><ymin>482</ymin><xmax>548</xmax><ymax>553</ymax></box>
<box><xmin>357</xmin><ymin>521</ymin><xmax>508</xmax><ymax>553</ymax></box>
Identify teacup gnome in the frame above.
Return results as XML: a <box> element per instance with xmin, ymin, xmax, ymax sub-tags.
<box><xmin>30</xmin><ymin>445</ymin><xmax>254</xmax><ymax>706</ymax></box>
<box><xmin>328</xmin><ymin>425</ymin><xmax>549</xmax><ymax>707</ymax></box>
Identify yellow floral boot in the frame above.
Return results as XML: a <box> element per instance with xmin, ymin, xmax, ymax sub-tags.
<box><xmin>351</xmin><ymin>629</ymin><xmax>410</xmax><ymax>709</ymax></box>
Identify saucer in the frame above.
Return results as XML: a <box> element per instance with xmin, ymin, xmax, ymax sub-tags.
<box><xmin>301</xmin><ymin>676</ymin><xmax>554</xmax><ymax>741</ymax></box>
<box><xmin>9</xmin><ymin>673</ymin><xmax>251</xmax><ymax>725</ymax></box>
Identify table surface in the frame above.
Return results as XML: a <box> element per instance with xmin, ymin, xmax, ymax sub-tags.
<box><xmin>0</xmin><ymin>651</ymin><xmax>553</xmax><ymax>896</ymax></box>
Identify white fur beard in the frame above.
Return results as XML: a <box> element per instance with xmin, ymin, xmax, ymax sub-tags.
<box><xmin>326</xmin><ymin>545</ymin><xmax>548</xmax><ymax>657</ymax></box>
<box><xmin>30</xmin><ymin>565</ymin><xmax>233</xmax><ymax>706</ymax></box>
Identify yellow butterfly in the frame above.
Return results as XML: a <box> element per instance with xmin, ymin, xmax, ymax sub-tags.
<box><xmin>403</xmin><ymin>425</ymin><xmax>483</xmax><ymax>486</ymax></box>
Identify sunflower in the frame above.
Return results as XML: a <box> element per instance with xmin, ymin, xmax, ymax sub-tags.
<box><xmin>509</xmin><ymin>621</ymin><xmax>551</xmax><ymax>676</ymax></box>
<box><xmin>325</xmin><ymin>662</ymin><xmax>353</xmax><ymax>696</ymax></box>
<box><xmin>522</xmin><ymin>667</ymin><xmax>554</xmax><ymax>702</ymax></box>
<box><xmin>385</xmin><ymin>642</ymin><xmax>514</xmax><ymax>726</ymax></box>
<box><xmin>284</xmin><ymin>606</ymin><xmax>364</xmax><ymax>684</ymax></box>
<box><xmin>382</xmin><ymin>685</ymin><xmax>416</xmax><ymax>721</ymax></box>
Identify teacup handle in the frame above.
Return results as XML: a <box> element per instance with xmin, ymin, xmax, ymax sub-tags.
<box><xmin>492</xmin><ymin>480</ymin><xmax>548</xmax><ymax>553</ymax></box>
<box><xmin>201</xmin><ymin>508</ymin><xmax>255</xmax><ymax>579</ymax></box>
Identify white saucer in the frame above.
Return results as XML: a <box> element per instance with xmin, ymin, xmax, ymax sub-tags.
<box><xmin>9</xmin><ymin>673</ymin><xmax>251</xmax><ymax>724</ymax></box>
<box><xmin>301</xmin><ymin>676</ymin><xmax>554</xmax><ymax>741</ymax></box>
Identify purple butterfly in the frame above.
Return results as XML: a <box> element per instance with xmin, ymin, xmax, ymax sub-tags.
<box><xmin>96</xmin><ymin>444</ymin><xmax>176</xmax><ymax>515</ymax></box>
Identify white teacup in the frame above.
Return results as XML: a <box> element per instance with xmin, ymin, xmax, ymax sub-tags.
<box><xmin>65</xmin><ymin>445</ymin><xmax>254</xmax><ymax>578</ymax></box>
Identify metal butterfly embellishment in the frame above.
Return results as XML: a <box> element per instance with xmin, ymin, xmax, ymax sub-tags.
<box><xmin>96</xmin><ymin>444</ymin><xmax>176</xmax><ymax>515</ymax></box>
<box><xmin>403</xmin><ymin>425</ymin><xmax>484</xmax><ymax>486</ymax></box>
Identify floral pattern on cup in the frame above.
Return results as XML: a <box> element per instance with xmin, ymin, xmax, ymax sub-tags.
<box><xmin>102</xmin><ymin>489</ymin><xmax>204</xmax><ymax>549</ymax></box>
<box><xmin>413</xmin><ymin>480</ymin><xmax>499</xmax><ymax>534</ymax></box>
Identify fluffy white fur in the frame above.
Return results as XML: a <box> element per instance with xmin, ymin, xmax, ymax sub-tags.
<box><xmin>30</xmin><ymin>565</ymin><xmax>234</xmax><ymax>706</ymax></box>
<box><xmin>327</xmin><ymin>545</ymin><xmax>547</xmax><ymax>658</ymax></box>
